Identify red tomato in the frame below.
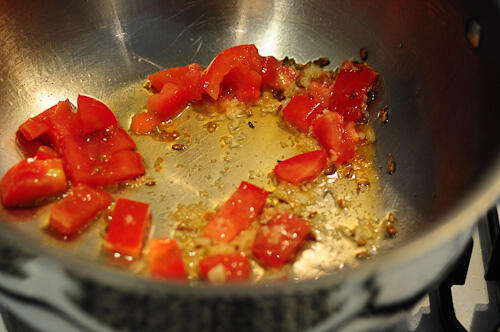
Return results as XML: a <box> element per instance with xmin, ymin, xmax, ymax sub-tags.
<box><xmin>93</xmin><ymin>150</ymin><xmax>145</xmax><ymax>186</ymax></box>
<box><xmin>312</xmin><ymin>111</ymin><xmax>358</xmax><ymax>164</ymax></box>
<box><xmin>130</xmin><ymin>111</ymin><xmax>161</xmax><ymax>135</ymax></box>
<box><xmin>148</xmin><ymin>238</ymin><xmax>187</xmax><ymax>280</ymax></box>
<box><xmin>222</xmin><ymin>66</ymin><xmax>262</xmax><ymax>103</ymax></box>
<box><xmin>282</xmin><ymin>95</ymin><xmax>323</xmax><ymax>133</ymax></box>
<box><xmin>148</xmin><ymin>63</ymin><xmax>203</xmax><ymax>101</ymax></box>
<box><xmin>252</xmin><ymin>213</ymin><xmax>310</xmax><ymax>268</ymax></box>
<box><xmin>202</xmin><ymin>44</ymin><xmax>263</xmax><ymax>100</ymax></box>
<box><xmin>1</xmin><ymin>158</ymin><xmax>67</xmax><ymax>207</ymax></box>
<box><xmin>148</xmin><ymin>82</ymin><xmax>189</xmax><ymax>121</ymax></box>
<box><xmin>329</xmin><ymin>61</ymin><xmax>378</xmax><ymax>121</ymax></box>
<box><xmin>18</xmin><ymin>104</ymin><xmax>57</xmax><ymax>141</ymax></box>
<box><xmin>307</xmin><ymin>81</ymin><xmax>333</xmax><ymax>108</ymax></box>
<box><xmin>203</xmin><ymin>181</ymin><xmax>268</xmax><ymax>242</ymax></box>
<box><xmin>77</xmin><ymin>95</ymin><xmax>118</xmax><ymax>135</ymax></box>
<box><xmin>104</xmin><ymin>198</ymin><xmax>150</xmax><ymax>258</ymax></box>
<box><xmin>16</xmin><ymin>131</ymin><xmax>44</xmax><ymax>158</ymax></box>
<box><xmin>35</xmin><ymin>146</ymin><xmax>59</xmax><ymax>160</ymax></box>
<box><xmin>49</xmin><ymin>184</ymin><xmax>113</xmax><ymax>236</ymax></box>
<box><xmin>274</xmin><ymin>150</ymin><xmax>327</xmax><ymax>184</ymax></box>
<box><xmin>85</xmin><ymin>125</ymin><xmax>136</xmax><ymax>160</ymax></box>
<box><xmin>199</xmin><ymin>253</ymin><xmax>250</xmax><ymax>283</ymax></box>
<box><xmin>46</xmin><ymin>100</ymin><xmax>82</xmax><ymax>149</ymax></box>
<box><xmin>261</xmin><ymin>56</ymin><xmax>299</xmax><ymax>90</ymax></box>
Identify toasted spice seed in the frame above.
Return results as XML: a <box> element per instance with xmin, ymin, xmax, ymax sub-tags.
<box><xmin>324</xmin><ymin>165</ymin><xmax>337</xmax><ymax>175</ymax></box>
<box><xmin>144</xmin><ymin>178</ymin><xmax>156</xmax><ymax>186</ymax></box>
<box><xmin>295</xmin><ymin>79</ymin><xmax>305</xmax><ymax>89</ymax></box>
<box><xmin>248</xmin><ymin>121</ymin><xmax>255</xmax><ymax>129</ymax></box>
<box><xmin>272</xmin><ymin>89</ymin><xmax>286</xmax><ymax>101</ymax></box>
<box><xmin>356</xmin><ymin>251</ymin><xmax>371</xmax><ymax>259</ymax></box>
<box><xmin>313</xmin><ymin>57</ymin><xmax>330</xmax><ymax>67</ymax></box>
<box><xmin>386</xmin><ymin>224</ymin><xmax>397</xmax><ymax>237</ymax></box>
<box><xmin>159</xmin><ymin>130</ymin><xmax>180</xmax><ymax>141</ymax></box>
<box><xmin>377</xmin><ymin>106</ymin><xmax>389</xmax><ymax>125</ymax></box>
<box><xmin>281</xmin><ymin>56</ymin><xmax>296</xmax><ymax>67</ymax></box>
<box><xmin>360</xmin><ymin>48</ymin><xmax>368</xmax><ymax>61</ymax></box>
<box><xmin>204</xmin><ymin>121</ymin><xmax>217</xmax><ymax>133</ymax></box>
<box><xmin>337</xmin><ymin>199</ymin><xmax>346</xmax><ymax>209</ymax></box>
<box><xmin>387</xmin><ymin>212</ymin><xmax>396</xmax><ymax>223</ymax></box>
<box><xmin>172</xmin><ymin>144</ymin><xmax>186</xmax><ymax>151</ymax></box>
<box><xmin>388</xmin><ymin>153</ymin><xmax>396</xmax><ymax>174</ymax></box>
<box><xmin>277</xmin><ymin>160</ymin><xmax>282</xmax><ymax>163</ymax></box>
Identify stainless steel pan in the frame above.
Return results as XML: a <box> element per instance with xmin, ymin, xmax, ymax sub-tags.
<box><xmin>0</xmin><ymin>0</ymin><xmax>499</xmax><ymax>331</ymax></box>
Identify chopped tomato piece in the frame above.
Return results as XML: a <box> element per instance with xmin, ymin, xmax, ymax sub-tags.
<box><xmin>77</xmin><ymin>95</ymin><xmax>118</xmax><ymax>135</ymax></box>
<box><xmin>49</xmin><ymin>184</ymin><xmax>112</xmax><ymax>236</ymax></box>
<box><xmin>307</xmin><ymin>81</ymin><xmax>333</xmax><ymax>108</ymax></box>
<box><xmin>282</xmin><ymin>95</ymin><xmax>322</xmax><ymax>133</ymax></box>
<box><xmin>93</xmin><ymin>150</ymin><xmax>145</xmax><ymax>186</ymax></box>
<box><xmin>148</xmin><ymin>238</ymin><xmax>187</xmax><ymax>280</ymax></box>
<box><xmin>85</xmin><ymin>125</ymin><xmax>136</xmax><ymax>160</ymax></box>
<box><xmin>18</xmin><ymin>104</ymin><xmax>57</xmax><ymax>141</ymax></box>
<box><xmin>104</xmin><ymin>198</ymin><xmax>150</xmax><ymax>258</ymax></box>
<box><xmin>16</xmin><ymin>131</ymin><xmax>44</xmax><ymax>158</ymax></box>
<box><xmin>148</xmin><ymin>82</ymin><xmax>189</xmax><ymax>121</ymax></box>
<box><xmin>199</xmin><ymin>253</ymin><xmax>250</xmax><ymax>283</ymax></box>
<box><xmin>35</xmin><ymin>146</ymin><xmax>59</xmax><ymax>160</ymax></box>
<box><xmin>252</xmin><ymin>213</ymin><xmax>310</xmax><ymax>268</ymax></box>
<box><xmin>203</xmin><ymin>181</ymin><xmax>268</xmax><ymax>242</ymax></box>
<box><xmin>313</xmin><ymin>111</ymin><xmax>359</xmax><ymax>164</ymax></box>
<box><xmin>261</xmin><ymin>56</ymin><xmax>299</xmax><ymax>90</ymax></box>
<box><xmin>46</xmin><ymin>100</ymin><xmax>81</xmax><ymax>149</ymax></box>
<box><xmin>329</xmin><ymin>61</ymin><xmax>378</xmax><ymax>121</ymax></box>
<box><xmin>222</xmin><ymin>66</ymin><xmax>262</xmax><ymax>103</ymax></box>
<box><xmin>202</xmin><ymin>44</ymin><xmax>263</xmax><ymax>100</ymax></box>
<box><xmin>1</xmin><ymin>158</ymin><xmax>67</xmax><ymax>207</ymax></box>
<box><xmin>130</xmin><ymin>111</ymin><xmax>161</xmax><ymax>135</ymax></box>
<box><xmin>274</xmin><ymin>150</ymin><xmax>327</xmax><ymax>184</ymax></box>
<box><xmin>148</xmin><ymin>63</ymin><xmax>203</xmax><ymax>101</ymax></box>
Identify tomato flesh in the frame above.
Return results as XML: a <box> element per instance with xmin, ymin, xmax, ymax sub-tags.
<box><xmin>202</xmin><ymin>44</ymin><xmax>262</xmax><ymax>100</ymax></box>
<box><xmin>148</xmin><ymin>82</ymin><xmax>189</xmax><ymax>121</ymax></box>
<box><xmin>35</xmin><ymin>146</ymin><xmax>59</xmax><ymax>160</ymax></box>
<box><xmin>199</xmin><ymin>253</ymin><xmax>250</xmax><ymax>283</ymax></box>
<box><xmin>148</xmin><ymin>238</ymin><xmax>187</xmax><ymax>280</ymax></box>
<box><xmin>307</xmin><ymin>81</ymin><xmax>333</xmax><ymax>109</ymax></box>
<box><xmin>222</xmin><ymin>66</ymin><xmax>262</xmax><ymax>103</ymax></box>
<box><xmin>1</xmin><ymin>158</ymin><xmax>67</xmax><ymax>207</ymax></box>
<box><xmin>252</xmin><ymin>213</ymin><xmax>310</xmax><ymax>268</ymax></box>
<box><xmin>46</xmin><ymin>100</ymin><xmax>81</xmax><ymax>149</ymax></box>
<box><xmin>261</xmin><ymin>56</ymin><xmax>299</xmax><ymax>90</ymax></box>
<box><xmin>130</xmin><ymin>112</ymin><xmax>161</xmax><ymax>135</ymax></box>
<box><xmin>49</xmin><ymin>184</ymin><xmax>112</xmax><ymax>236</ymax></box>
<box><xmin>203</xmin><ymin>181</ymin><xmax>268</xmax><ymax>242</ymax></box>
<box><xmin>85</xmin><ymin>125</ymin><xmax>136</xmax><ymax>160</ymax></box>
<box><xmin>329</xmin><ymin>61</ymin><xmax>378</xmax><ymax>121</ymax></box>
<box><xmin>274</xmin><ymin>150</ymin><xmax>327</xmax><ymax>184</ymax></box>
<box><xmin>104</xmin><ymin>198</ymin><xmax>150</xmax><ymax>258</ymax></box>
<box><xmin>18</xmin><ymin>104</ymin><xmax>57</xmax><ymax>141</ymax></box>
<box><xmin>282</xmin><ymin>95</ymin><xmax>322</xmax><ymax>133</ymax></box>
<box><xmin>77</xmin><ymin>94</ymin><xmax>118</xmax><ymax>135</ymax></box>
<box><xmin>148</xmin><ymin>63</ymin><xmax>203</xmax><ymax>101</ymax></box>
<box><xmin>16</xmin><ymin>131</ymin><xmax>44</xmax><ymax>158</ymax></box>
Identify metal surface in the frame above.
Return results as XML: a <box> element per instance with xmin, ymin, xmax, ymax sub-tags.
<box><xmin>0</xmin><ymin>0</ymin><xmax>500</xmax><ymax>330</ymax></box>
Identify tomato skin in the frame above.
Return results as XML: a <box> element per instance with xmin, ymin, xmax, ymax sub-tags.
<box><xmin>282</xmin><ymin>95</ymin><xmax>323</xmax><ymax>133</ymax></box>
<box><xmin>148</xmin><ymin>82</ymin><xmax>189</xmax><ymax>121</ymax></box>
<box><xmin>202</xmin><ymin>44</ymin><xmax>263</xmax><ymax>100</ymax></box>
<box><xmin>16</xmin><ymin>131</ymin><xmax>44</xmax><ymax>158</ymax></box>
<box><xmin>252</xmin><ymin>213</ymin><xmax>310</xmax><ymax>268</ymax></box>
<box><xmin>49</xmin><ymin>184</ymin><xmax>113</xmax><ymax>236</ymax></box>
<box><xmin>203</xmin><ymin>181</ymin><xmax>268</xmax><ymax>242</ymax></box>
<box><xmin>274</xmin><ymin>150</ymin><xmax>327</xmax><ymax>184</ymax></box>
<box><xmin>261</xmin><ymin>56</ymin><xmax>299</xmax><ymax>90</ymax></box>
<box><xmin>18</xmin><ymin>104</ymin><xmax>56</xmax><ymax>141</ymax></box>
<box><xmin>130</xmin><ymin>112</ymin><xmax>161</xmax><ymax>135</ymax></box>
<box><xmin>85</xmin><ymin>125</ymin><xmax>136</xmax><ymax>160</ymax></box>
<box><xmin>329</xmin><ymin>61</ymin><xmax>378</xmax><ymax>121</ymax></box>
<box><xmin>148</xmin><ymin>238</ymin><xmax>187</xmax><ymax>280</ymax></box>
<box><xmin>1</xmin><ymin>158</ymin><xmax>67</xmax><ymax>208</ymax></box>
<box><xmin>307</xmin><ymin>81</ymin><xmax>333</xmax><ymax>109</ymax></box>
<box><xmin>148</xmin><ymin>63</ymin><xmax>203</xmax><ymax>101</ymax></box>
<box><xmin>35</xmin><ymin>146</ymin><xmax>59</xmax><ymax>160</ymax></box>
<box><xmin>104</xmin><ymin>198</ymin><xmax>150</xmax><ymax>258</ymax></box>
<box><xmin>199</xmin><ymin>253</ymin><xmax>250</xmax><ymax>283</ymax></box>
<box><xmin>77</xmin><ymin>94</ymin><xmax>118</xmax><ymax>135</ymax></box>
<box><xmin>222</xmin><ymin>66</ymin><xmax>262</xmax><ymax>103</ymax></box>
<box><xmin>46</xmin><ymin>100</ymin><xmax>82</xmax><ymax>149</ymax></box>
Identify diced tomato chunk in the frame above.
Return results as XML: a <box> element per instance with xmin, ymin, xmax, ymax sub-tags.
<box><xmin>261</xmin><ymin>56</ymin><xmax>299</xmax><ymax>90</ymax></box>
<box><xmin>202</xmin><ymin>44</ymin><xmax>263</xmax><ymax>100</ymax></box>
<box><xmin>46</xmin><ymin>100</ymin><xmax>81</xmax><ymax>149</ymax></box>
<box><xmin>16</xmin><ymin>131</ymin><xmax>44</xmax><ymax>158</ymax></box>
<box><xmin>85</xmin><ymin>125</ymin><xmax>136</xmax><ymax>160</ymax></box>
<box><xmin>199</xmin><ymin>253</ymin><xmax>250</xmax><ymax>283</ymax></box>
<box><xmin>94</xmin><ymin>150</ymin><xmax>145</xmax><ymax>186</ymax></box>
<box><xmin>282</xmin><ymin>95</ymin><xmax>323</xmax><ymax>133</ymax></box>
<box><xmin>148</xmin><ymin>63</ymin><xmax>203</xmax><ymax>101</ymax></box>
<box><xmin>222</xmin><ymin>66</ymin><xmax>262</xmax><ymax>103</ymax></box>
<box><xmin>130</xmin><ymin>111</ymin><xmax>161</xmax><ymax>135</ymax></box>
<box><xmin>104</xmin><ymin>198</ymin><xmax>150</xmax><ymax>258</ymax></box>
<box><xmin>148</xmin><ymin>82</ymin><xmax>189</xmax><ymax>121</ymax></box>
<box><xmin>252</xmin><ymin>213</ymin><xmax>310</xmax><ymax>268</ymax></box>
<box><xmin>1</xmin><ymin>158</ymin><xmax>67</xmax><ymax>207</ymax></box>
<box><xmin>329</xmin><ymin>61</ymin><xmax>378</xmax><ymax>121</ymax></box>
<box><xmin>35</xmin><ymin>146</ymin><xmax>59</xmax><ymax>160</ymax></box>
<box><xmin>148</xmin><ymin>238</ymin><xmax>187</xmax><ymax>280</ymax></box>
<box><xmin>203</xmin><ymin>181</ymin><xmax>268</xmax><ymax>242</ymax></box>
<box><xmin>313</xmin><ymin>111</ymin><xmax>359</xmax><ymax>164</ymax></box>
<box><xmin>274</xmin><ymin>150</ymin><xmax>327</xmax><ymax>184</ymax></box>
<box><xmin>18</xmin><ymin>104</ymin><xmax>57</xmax><ymax>141</ymax></box>
<box><xmin>49</xmin><ymin>184</ymin><xmax>112</xmax><ymax>236</ymax></box>
<box><xmin>77</xmin><ymin>95</ymin><xmax>118</xmax><ymax>135</ymax></box>
<box><xmin>307</xmin><ymin>81</ymin><xmax>333</xmax><ymax>108</ymax></box>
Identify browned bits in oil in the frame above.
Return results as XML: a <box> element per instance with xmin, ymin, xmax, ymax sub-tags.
<box><xmin>172</xmin><ymin>144</ymin><xmax>186</xmax><ymax>151</ymax></box>
<box><xmin>386</xmin><ymin>224</ymin><xmax>397</xmax><ymax>237</ymax></box>
<box><xmin>272</xmin><ymin>89</ymin><xmax>286</xmax><ymax>101</ymax></box>
<box><xmin>337</xmin><ymin>199</ymin><xmax>346</xmax><ymax>209</ymax></box>
<box><xmin>313</xmin><ymin>57</ymin><xmax>330</xmax><ymax>67</ymax></box>
<box><xmin>377</xmin><ymin>106</ymin><xmax>389</xmax><ymax>125</ymax></box>
<box><xmin>295</xmin><ymin>79</ymin><xmax>305</xmax><ymax>89</ymax></box>
<box><xmin>144</xmin><ymin>81</ymin><xmax>155</xmax><ymax>93</ymax></box>
<box><xmin>204</xmin><ymin>121</ymin><xmax>217</xmax><ymax>133</ymax></box>
<box><xmin>281</xmin><ymin>56</ymin><xmax>296</xmax><ymax>67</ymax></box>
<box><xmin>144</xmin><ymin>178</ymin><xmax>156</xmax><ymax>186</ymax></box>
<box><xmin>356</xmin><ymin>251</ymin><xmax>371</xmax><ymax>260</ymax></box>
<box><xmin>248</xmin><ymin>121</ymin><xmax>255</xmax><ymax>129</ymax></box>
<box><xmin>360</xmin><ymin>48</ymin><xmax>368</xmax><ymax>61</ymax></box>
<box><xmin>324</xmin><ymin>164</ymin><xmax>337</xmax><ymax>176</ymax></box>
<box><xmin>203</xmin><ymin>212</ymin><xmax>214</xmax><ymax>221</ymax></box>
<box><xmin>387</xmin><ymin>212</ymin><xmax>396</xmax><ymax>223</ymax></box>
<box><xmin>154</xmin><ymin>157</ymin><xmax>164</xmax><ymax>172</ymax></box>
<box><xmin>357</xmin><ymin>177</ymin><xmax>370</xmax><ymax>193</ymax></box>
<box><xmin>176</xmin><ymin>222</ymin><xmax>195</xmax><ymax>232</ymax></box>
<box><xmin>387</xmin><ymin>153</ymin><xmax>396</xmax><ymax>174</ymax></box>
<box><xmin>159</xmin><ymin>130</ymin><xmax>180</xmax><ymax>141</ymax></box>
